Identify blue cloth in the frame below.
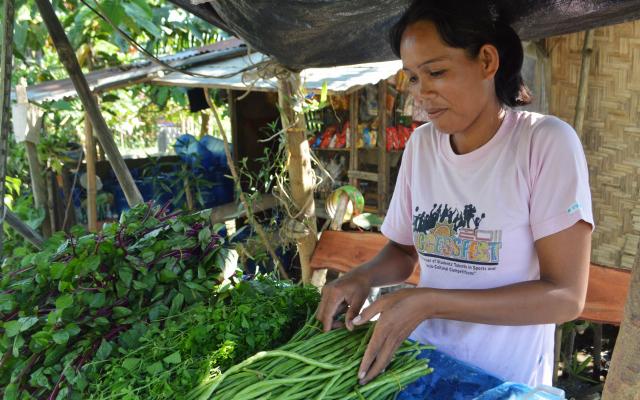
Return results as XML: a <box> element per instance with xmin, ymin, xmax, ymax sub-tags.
<box><xmin>399</xmin><ymin>349</ymin><xmax>565</xmax><ymax>400</ymax></box>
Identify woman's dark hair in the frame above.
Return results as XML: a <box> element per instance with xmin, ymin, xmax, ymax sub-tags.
<box><xmin>389</xmin><ymin>0</ymin><xmax>532</xmax><ymax>107</ymax></box>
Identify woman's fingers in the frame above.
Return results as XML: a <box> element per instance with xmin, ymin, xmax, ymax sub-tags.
<box><xmin>352</xmin><ymin>296</ymin><xmax>385</xmax><ymax>326</ymax></box>
<box><xmin>357</xmin><ymin>321</ymin><xmax>401</xmax><ymax>385</ymax></box>
<box><xmin>317</xmin><ymin>287</ymin><xmax>347</xmax><ymax>332</ymax></box>
<box><xmin>360</xmin><ymin>336</ymin><xmax>401</xmax><ymax>385</ymax></box>
<box><xmin>345</xmin><ymin>294</ymin><xmax>367</xmax><ymax>331</ymax></box>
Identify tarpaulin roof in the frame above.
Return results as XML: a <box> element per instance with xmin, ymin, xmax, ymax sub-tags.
<box><xmin>168</xmin><ymin>0</ymin><xmax>640</xmax><ymax>70</ymax></box>
<box><xmin>151</xmin><ymin>52</ymin><xmax>403</xmax><ymax>93</ymax></box>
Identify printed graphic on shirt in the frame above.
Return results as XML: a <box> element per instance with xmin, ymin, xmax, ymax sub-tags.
<box><xmin>412</xmin><ymin>203</ymin><xmax>502</xmax><ymax>266</ymax></box>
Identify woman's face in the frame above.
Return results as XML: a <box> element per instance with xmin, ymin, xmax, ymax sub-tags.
<box><xmin>400</xmin><ymin>20</ymin><xmax>498</xmax><ymax>135</ymax></box>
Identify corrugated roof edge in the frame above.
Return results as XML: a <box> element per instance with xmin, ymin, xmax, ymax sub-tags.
<box><xmin>12</xmin><ymin>37</ymin><xmax>247</xmax><ymax>103</ymax></box>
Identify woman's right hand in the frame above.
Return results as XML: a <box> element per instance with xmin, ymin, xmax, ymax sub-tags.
<box><xmin>316</xmin><ymin>272</ymin><xmax>372</xmax><ymax>332</ymax></box>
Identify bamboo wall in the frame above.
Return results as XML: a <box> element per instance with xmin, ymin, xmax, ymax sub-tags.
<box><xmin>548</xmin><ymin>20</ymin><xmax>640</xmax><ymax>270</ymax></box>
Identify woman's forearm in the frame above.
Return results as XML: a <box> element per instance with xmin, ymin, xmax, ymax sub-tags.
<box><xmin>349</xmin><ymin>241</ymin><xmax>417</xmax><ymax>288</ymax></box>
<box><xmin>415</xmin><ymin>280</ymin><xmax>585</xmax><ymax>326</ymax></box>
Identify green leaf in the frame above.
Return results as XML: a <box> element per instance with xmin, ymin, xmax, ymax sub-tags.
<box><xmin>65</xmin><ymin>323</ymin><xmax>81</xmax><ymax>337</ymax></box>
<box><xmin>123</xmin><ymin>3</ymin><xmax>161</xmax><ymax>38</ymax></box>
<box><xmin>113</xmin><ymin>306</ymin><xmax>132</xmax><ymax>319</ymax></box>
<box><xmin>185</xmin><ymin>282</ymin><xmax>207</xmax><ymax>292</ymax></box>
<box><xmin>55</xmin><ymin>294</ymin><xmax>74</xmax><ymax>310</ymax></box>
<box><xmin>85</xmin><ymin>255</ymin><xmax>101</xmax><ymax>272</ymax></box>
<box><xmin>146</xmin><ymin>361</ymin><xmax>164</xmax><ymax>375</ymax></box>
<box><xmin>18</xmin><ymin>316</ymin><xmax>39</xmax><ymax>332</ymax></box>
<box><xmin>198</xmin><ymin>227</ymin><xmax>212</xmax><ymax>245</ymax></box>
<box><xmin>122</xmin><ymin>357</ymin><xmax>140</xmax><ymax>371</ymax></box>
<box><xmin>52</xmin><ymin>330</ymin><xmax>70</xmax><ymax>345</ymax></box>
<box><xmin>169</xmin><ymin>293</ymin><xmax>184</xmax><ymax>316</ymax></box>
<box><xmin>159</xmin><ymin>268</ymin><xmax>178</xmax><ymax>283</ymax></box>
<box><xmin>0</xmin><ymin>293</ymin><xmax>15</xmax><ymax>312</ymax></box>
<box><xmin>119</xmin><ymin>267</ymin><xmax>133</xmax><ymax>288</ymax></box>
<box><xmin>31</xmin><ymin>331</ymin><xmax>52</xmax><ymax>348</ymax></box>
<box><xmin>163</xmin><ymin>351</ymin><xmax>181</xmax><ymax>365</ymax></box>
<box><xmin>50</xmin><ymin>262</ymin><xmax>67</xmax><ymax>280</ymax></box>
<box><xmin>132</xmin><ymin>280</ymin><xmax>147</xmax><ymax>290</ymax></box>
<box><xmin>4</xmin><ymin>321</ymin><xmax>21</xmax><ymax>337</ymax></box>
<box><xmin>13</xmin><ymin>334</ymin><xmax>25</xmax><ymax>357</ymax></box>
<box><xmin>89</xmin><ymin>293</ymin><xmax>106</xmax><ymax>309</ymax></box>
<box><xmin>102</xmin><ymin>0</ymin><xmax>124</xmax><ymax>27</ymax></box>
<box><xmin>95</xmin><ymin>340</ymin><xmax>113</xmax><ymax>361</ymax></box>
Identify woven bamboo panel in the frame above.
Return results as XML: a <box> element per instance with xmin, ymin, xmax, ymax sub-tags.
<box><xmin>548</xmin><ymin>20</ymin><xmax>640</xmax><ymax>270</ymax></box>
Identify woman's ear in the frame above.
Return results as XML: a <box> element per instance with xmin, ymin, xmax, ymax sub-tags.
<box><xmin>478</xmin><ymin>44</ymin><xmax>500</xmax><ymax>79</ymax></box>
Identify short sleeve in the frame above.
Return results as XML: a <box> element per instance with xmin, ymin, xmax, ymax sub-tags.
<box><xmin>381</xmin><ymin>138</ymin><xmax>415</xmax><ymax>246</ymax></box>
<box><xmin>529</xmin><ymin>117</ymin><xmax>594</xmax><ymax>241</ymax></box>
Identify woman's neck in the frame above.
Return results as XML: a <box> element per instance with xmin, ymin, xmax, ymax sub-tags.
<box><xmin>450</xmin><ymin>102</ymin><xmax>505</xmax><ymax>155</ymax></box>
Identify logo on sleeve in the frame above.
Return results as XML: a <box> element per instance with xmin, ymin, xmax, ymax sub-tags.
<box><xmin>412</xmin><ymin>203</ymin><xmax>502</xmax><ymax>265</ymax></box>
<box><xmin>567</xmin><ymin>202</ymin><xmax>582</xmax><ymax>215</ymax></box>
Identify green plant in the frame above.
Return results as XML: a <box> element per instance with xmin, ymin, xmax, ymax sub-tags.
<box><xmin>0</xmin><ymin>202</ymin><xmax>227</xmax><ymax>398</ymax></box>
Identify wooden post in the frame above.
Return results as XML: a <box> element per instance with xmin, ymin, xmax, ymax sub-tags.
<box><xmin>602</xmin><ymin>244</ymin><xmax>640</xmax><ymax>399</ymax></box>
<box><xmin>84</xmin><ymin>113</ymin><xmax>98</xmax><ymax>231</ymax></box>
<box><xmin>348</xmin><ymin>91</ymin><xmax>359</xmax><ymax>186</ymax></box>
<box><xmin>377</xmin><ymin>80</ymin><xmax>389</xmax><ymax>214</ymax></box>
<box><xmin>5</xmin><ymin>210</ymin><xmax>44</xmax><ymax>250</ymax></box>
<box><xmin>573</xmin><ymin>29</ymin><xmax>594</xmax><ymax>138</ymax></box>
<box><xmin>35</xmin><ymin>0</ymin><xmax>143</xmax><ymax>207</ymax></box>
<box><xmin>0</xmin><ymin>0</ymin><xmax>15</xmax><ymax>257</ymax></box>
<box><xmin>15</xmin><ymin>81</ymin><xmax>52</xmax><ymax>238</ymax></box>
<box><xmin>277</xmin><ymin>71</ymin><xmax>318</xmax><ymax>285</ymax></box>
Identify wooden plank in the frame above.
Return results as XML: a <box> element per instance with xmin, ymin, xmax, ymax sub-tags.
<box><xmin>377</xmin><ymin>80</ymin><xmax>389</xmax><ymax>213</ymax></box>
<box><xmin>310</xmin><ymin>230</ymin><xmax>419</xmax><ymax>285</ymax></box>
<box><xmin>348</xmin><ymin>92</ymin><xmax>359</xmax><ymax>186</ymax></box>
<box><xmin>310</xmin><ymin>231</ymin><xmax>631</xmax><ymax>324</ymax></box>
<box><xmin>580</xmin><ymin>264</ymin><xmax>631</xmax><ymax>325</ymax></box>
<box><xmin>347</xmin><ymin>169</ymin><xmax>378</xmax><ymax>182</ymax></box>
<box><xmin>35</xmin><ymin>0</ymin><xmax>143</xmax><ymax>207</ymax></box>
<box><xmin>209</xmin><ymin>194</ymin><xmax>278</xmax><ymax>224</ymax></box>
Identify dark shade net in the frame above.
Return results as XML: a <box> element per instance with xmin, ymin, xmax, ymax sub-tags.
<box><xmin>170</xmin><ymin>0</ymin><xmax>640</xmax><ymax>69</ymax></box>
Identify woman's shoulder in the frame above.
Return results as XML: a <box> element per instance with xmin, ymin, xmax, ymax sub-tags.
<box><xmin>510</xmin><ymin>109</ymin><xmax>581</xmax><ymax>149</ymax></box>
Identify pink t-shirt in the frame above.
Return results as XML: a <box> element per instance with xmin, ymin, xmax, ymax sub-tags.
<box><xmin>381</xmin><ymin>109</ymin><xmax>594</xmax><ymax>386</ymax></box>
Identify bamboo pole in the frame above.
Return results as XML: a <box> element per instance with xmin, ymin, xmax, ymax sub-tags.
<box><xmin>84</xmin><ymin>113</ymin><xmax>98</xmax><ymax>231</ymax></box>
<box><xmin>5</xmin><ymin>210</ymin><xmax>44</xmax><ymax>250</ymax></box>
<box><xmin>15</xmin><ymin>81</ymin><xmax>52</xmax><ymax>238</ymax></box>
<box><xmin>573</xmin><ymin>29</ymin><xmax>594</xmax><ymax>138</ymax></box>
<box><xmin>602</xmin><ymin>246</ymin><xmax>640</xmax><ymax>399</ymax></box>
<box><xmin>0</xmin><ymin>0</ymin><xmax>15</xmax><ymax>258</ymax></box>
<box><xmin>34</xmin><ymin>0</ymin><xmax>143</xmax><ymax>207</ymax></box>
<box><xmin>277</xmin><ymin>71</ymin><xmax>318</xmax><ymax>285</ymax></box>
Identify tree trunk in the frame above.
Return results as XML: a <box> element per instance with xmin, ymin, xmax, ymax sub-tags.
<box><xmin>0</xmin><ymin>0</ymin><xmax>15</xmax><ymax>258</ymax></box>
<box><xmin>84</xmin><ymin>114</ymin><xmax>98</xmax><ymax>231</ymax></box>
<box><xmin>35</xmin><ymin>0</ymin><xmax>143</xmax><ymax>207</ymax></box>
<box><xmin>277</xmin><ymin>70</ymin><xmax>318</xmax><ymax>285</ymax></box>
<box><xmin>602</xmin><ymin>253</ymin><xmax>640</xmax><ymax>399</ymax></box>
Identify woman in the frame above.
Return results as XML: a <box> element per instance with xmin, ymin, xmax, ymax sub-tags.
<box><xmin>316</xmin><ymin>0</ymin><xmax>593</xmax><ymax>387</ymax></box>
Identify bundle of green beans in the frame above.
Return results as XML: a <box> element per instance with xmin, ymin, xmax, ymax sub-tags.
<box><xmin>187</xmin><ymin>320</ymin><xmax>433</xmax><ymax>400</ymax></box>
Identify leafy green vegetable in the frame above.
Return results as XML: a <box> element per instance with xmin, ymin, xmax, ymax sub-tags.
<box><xmin>0</xmin><ymin>202</ymin><xmax>226</xmax><ymax>398</ymax></box>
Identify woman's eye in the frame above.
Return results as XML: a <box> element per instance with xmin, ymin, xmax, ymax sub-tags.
<box><xmin>429</xmin><ymin>70</ymin><xmax>445</xmax><ymax>77</ymax></box>
<box><xmin>408</xmin><ymin>75</ymin><xmax>418</xmax><ymax>84</ymax></box>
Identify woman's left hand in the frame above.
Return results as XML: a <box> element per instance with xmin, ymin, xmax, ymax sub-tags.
<box><xmin>351</xmin><ymin>288</ymin><xmax>430</xmax><ymax>385</ymax></box>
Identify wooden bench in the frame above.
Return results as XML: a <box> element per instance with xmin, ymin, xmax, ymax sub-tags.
<box><xmin>310</xmin><ymin>230</ymin><xmax>631</xmax><ymax>325</ymax></box>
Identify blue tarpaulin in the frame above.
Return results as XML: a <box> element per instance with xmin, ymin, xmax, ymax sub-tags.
<box><xmin>399</xmin><ymin>348</ymin><xmax>565</xmax><ymax>400</ymax></box>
